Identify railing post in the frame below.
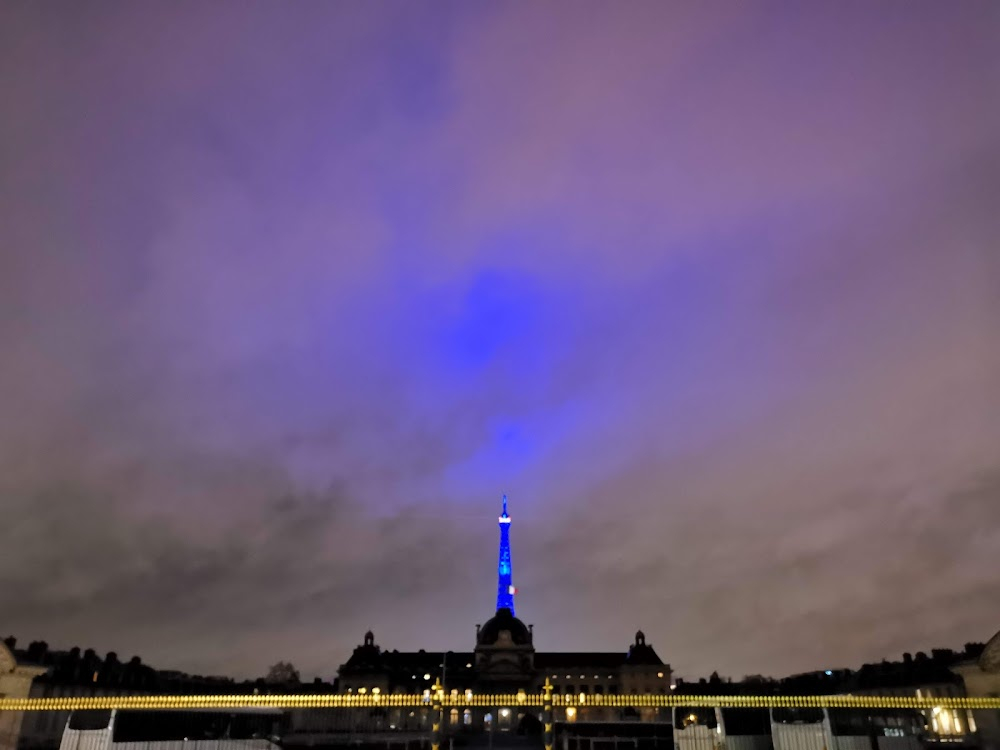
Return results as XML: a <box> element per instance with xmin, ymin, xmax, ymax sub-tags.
<box><xmin>544</xmin><ymin>677</ymin><xmax>554</xmax><ymax>750</ymax></box>
<box><xmin>432</xmin><ymin>679</ymin><xmax>443</xmax><ymax>750</ymax></box>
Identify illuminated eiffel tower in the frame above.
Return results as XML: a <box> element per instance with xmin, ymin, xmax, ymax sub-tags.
<box><xmin>495</xmin><ymin>494</ymin><xmax>516</xmax><ymax>614</ymax></box>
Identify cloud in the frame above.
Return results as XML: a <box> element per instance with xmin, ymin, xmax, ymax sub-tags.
<box><xmin>0</xmin><ymin>2</ymin><xmax>998</xmax><ymax>681</ymax></box>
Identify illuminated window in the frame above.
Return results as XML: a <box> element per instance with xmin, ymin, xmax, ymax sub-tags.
<box><xmin>464</xmin><ymin>710</ymin><xmax>472</xmax><ymax>726</ymax></box>
<box><xmin>450</xmin><ymin>709</ymin><xmax>459</xmax><ymax>725</ymax></box>
<box><xmin>565</xmin><ymin>707</ymin><xmax>577</xmax><ymax>723</ymax></box>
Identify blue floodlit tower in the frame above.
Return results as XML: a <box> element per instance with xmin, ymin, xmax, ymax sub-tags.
<box><xmin>496</xmin><ymin>494</ymin><xmax>515</xmax><ymax>614</ymax></box>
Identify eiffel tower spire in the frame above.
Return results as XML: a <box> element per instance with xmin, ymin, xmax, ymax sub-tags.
<box><xmin>496</xmin><ymin>494</ymin><xmax>515</xmax><ymax>614</ymax></box>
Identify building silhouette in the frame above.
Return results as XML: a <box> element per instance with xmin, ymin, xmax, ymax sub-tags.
<box><xmin>337</xmin><ymin>496</ymin><xmax>671</xmax><ymax>727</ymax></box>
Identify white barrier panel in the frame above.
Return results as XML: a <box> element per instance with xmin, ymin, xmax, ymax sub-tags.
<box><xmin>59</xmin><ymin>728</ymin><xmax>112</xmax><ymax>750</ymax></box>
<box><xmin>59</xmin><ymin>728</ymin><xmax>277</xmax><ymax>750</ymax></box>
<box><xmin>675</xmin><ymin>725</ymin><xmax>719</xmax><ymax>750</ymax></box>
<box><xmin>771</xmin><ymin>723</ymin><xmax>830</xmax><ymax>750</ymax></box>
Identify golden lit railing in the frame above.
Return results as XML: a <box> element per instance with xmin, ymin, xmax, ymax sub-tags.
<box><xmin>2</xmin><ymin>694</ymin><xmax>1000</xmax><ymax>711</ymax></box>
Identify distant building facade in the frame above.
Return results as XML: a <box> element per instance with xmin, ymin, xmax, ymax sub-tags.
<box><xmin>0</xmin><ymin>641</ymin><xmax>46</xmax><ymax>750</ymax></box>
<box><xmin>954</xmin><ymin>631</ymin><xmax>1000</xmax><ymax>750</ymax></box>
<box><xmin>1</xmin><ymin>637</ymin><xmax>299</xmax><ymax>750</ymax></box>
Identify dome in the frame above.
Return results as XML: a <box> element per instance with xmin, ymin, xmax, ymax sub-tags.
<box><xmin>626</xmin><ymin>629</ymin><xmax>663</xmax><ymax>665</ymax></box>
<box><xmin>477</xmin><ymin>608</ymin><xmax>532</xmax><ymax>647</ymax></box>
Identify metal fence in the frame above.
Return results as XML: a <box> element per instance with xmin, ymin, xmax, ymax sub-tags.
<box><xmin>2</xmin><ymin>690</ymin><xmax>998</xmax><ymax>750</ymax></box>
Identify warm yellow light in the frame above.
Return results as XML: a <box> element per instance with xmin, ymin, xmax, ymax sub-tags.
<box><xmin>358</xmin><ymin>688</ymin><xmax>367</xmax><ymax>694</ymax></box>
<box><xmin>424</xmin><ymin>673</ymin><xmax>431</xmax><ymax>680</ymax></box>
<box><xmin>372</xmin><ymin>687</ymin><xmax>380</xmax><ymax>695</ymax></box>
<box><xmin>565</xmin><ymin>707</ymin><xmax>577</xmax><ymax>722</ymax></box>
<box><xmin>657</xmin><ymin>672</ymin><xmax>664</xmax><ymax>678</ymax></box>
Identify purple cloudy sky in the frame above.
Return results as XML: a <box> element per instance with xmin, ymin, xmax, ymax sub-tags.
<box><xmin>1</xmin><ymin>2</ymin><xmax>999</xmax><ymax>682</ymax></box>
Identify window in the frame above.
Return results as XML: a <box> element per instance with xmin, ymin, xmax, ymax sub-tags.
<box><xmin>450</xmin><ymin>709</ymin><xmax>459</xmax><ymax>725</ymax></box>
<box><xmin>594</xmin><ymin>685</ymin><xmax>604</xmax><ymax>695</ymax></box>
<box><xmin>463</xmin><ymin>710</ymin><xmax>472</xmax><ymax>726</ymax></box>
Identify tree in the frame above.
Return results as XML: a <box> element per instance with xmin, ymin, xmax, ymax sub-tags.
<box><xmin>265</xmin><ymin>662</ymin><xmax>300</xmax><ymax>684</ymax></box>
